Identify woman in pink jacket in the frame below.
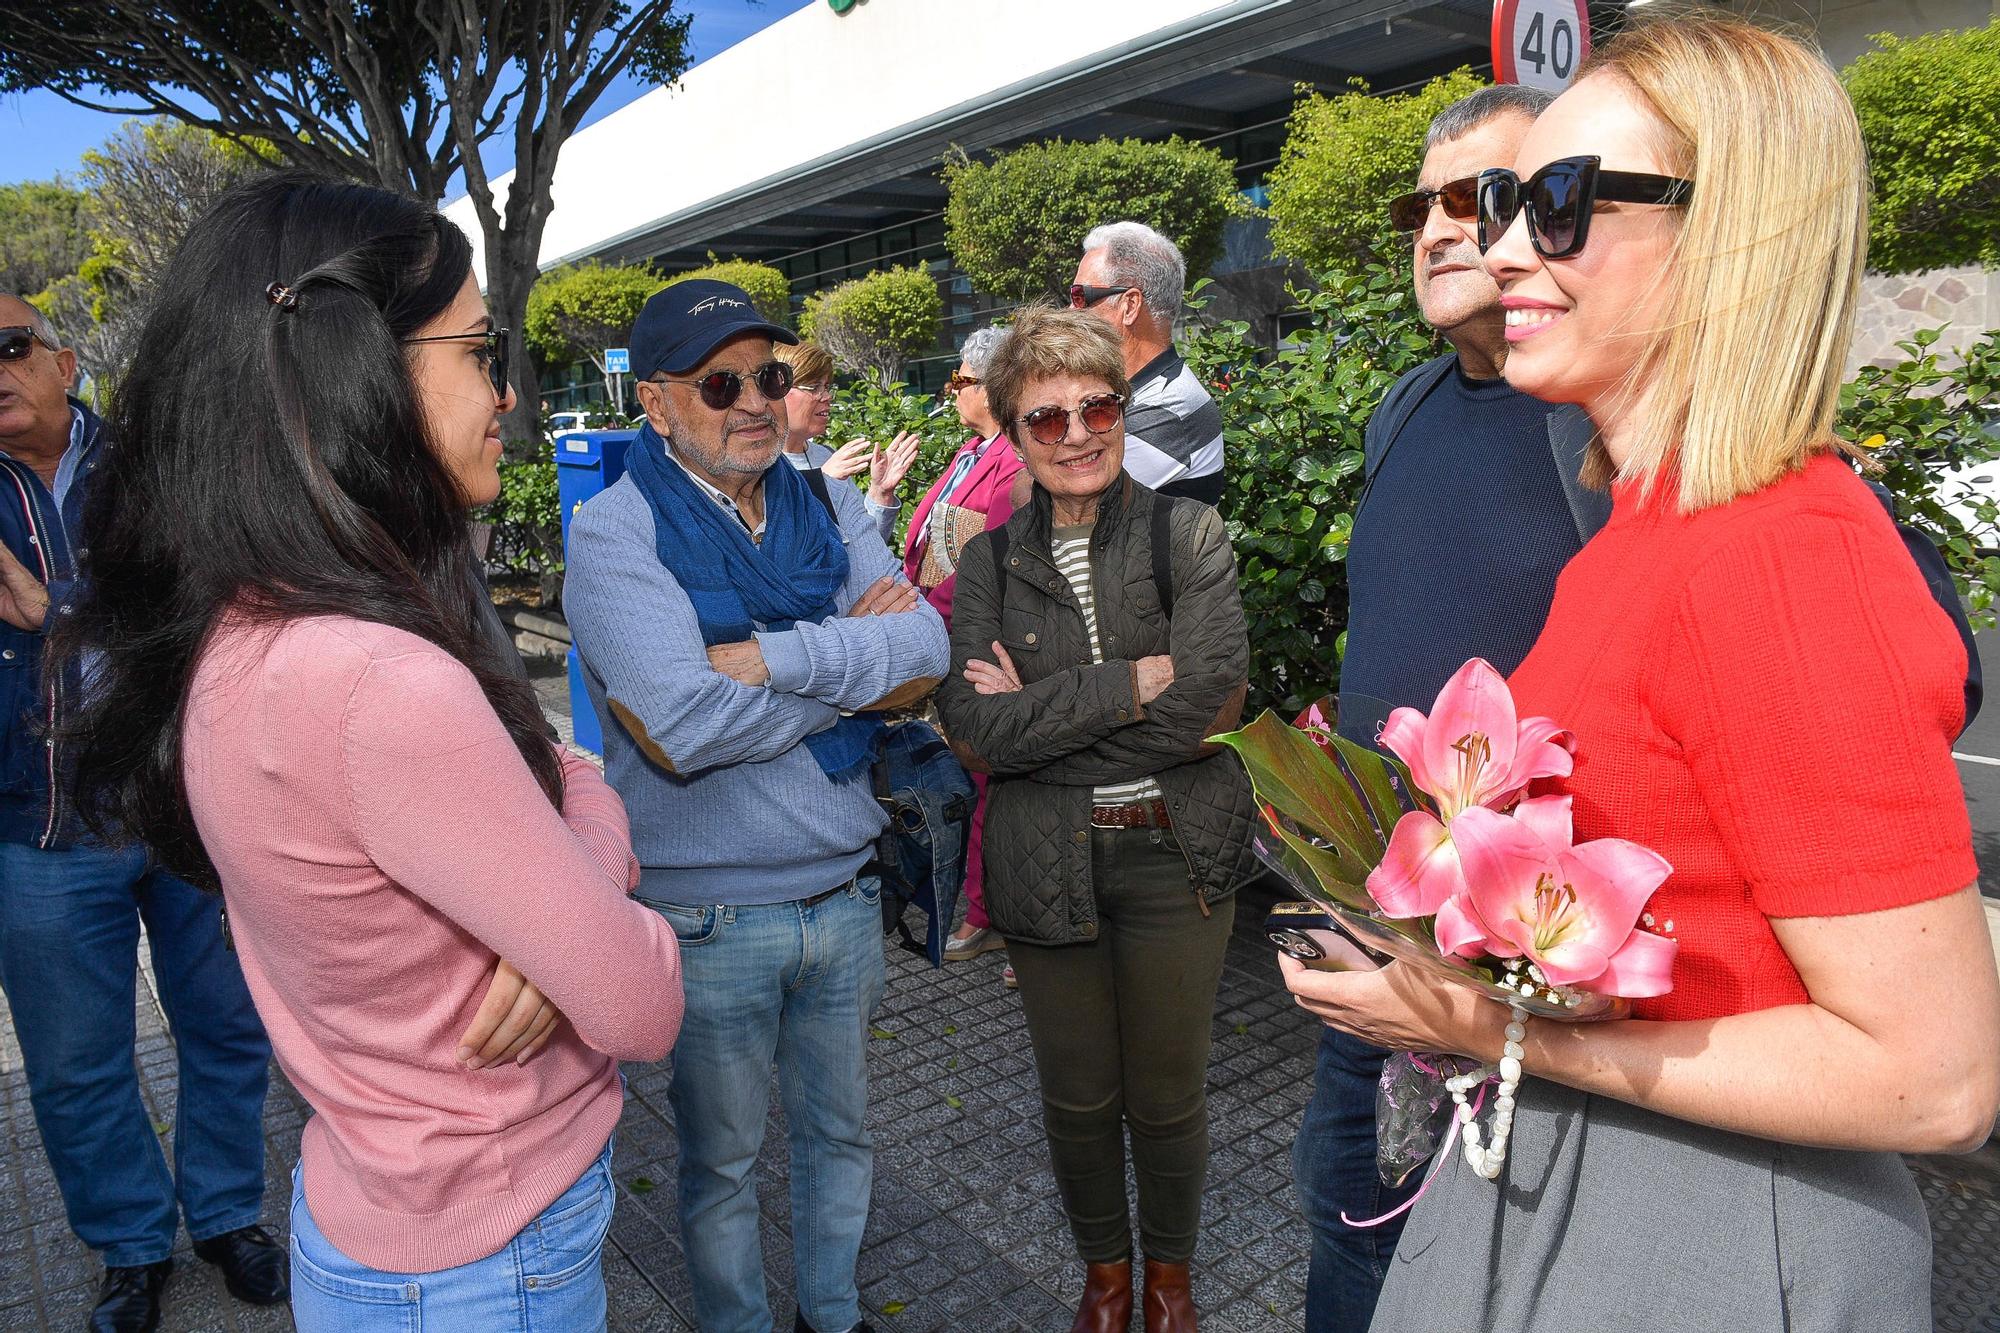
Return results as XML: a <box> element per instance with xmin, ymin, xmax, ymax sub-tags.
<box><xmin>894</xmin><ymin>326</ymin><xmax>1026</xmax><ymax>972</ymax></box>
<box><xmin>49</xmin><ymin>173</ymin><xmax>682</xmax><ymax>1332</ymax></box>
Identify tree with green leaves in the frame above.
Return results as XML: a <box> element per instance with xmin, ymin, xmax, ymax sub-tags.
<box><xmin>662</xmin><ymin>258</ymin><xmax>792</xmax><ymax>324</ymax></box>
<box><xmin>32</xmin><ymin>122</ymin><xmax>266</xmax><ymax>383</ymax></box>
<box><xmin>942</xmin><ymin>137</ymin><xmax>1241</xmax><ymax>302</ymax></box>
<box><xmin>525</xmin><ymin>259</ymin><xmax>661</xmax><ymax>404</ymax></box>
<box><xmin>0</xmin><ymin>1</ymin><xmax>693</xmax><ymax>437</ymax></box>
<box><xmin>1843</xmin><ymin>19</ymin><xmax>2000</xmax><ymax>274</ymax></box>
<box><xmin>0</xmin><ymin>180</ymin><xmax>90</xmax><ymax>300</ymax></box>
<box><xmin>1264</xmin><ymin>69</ymin><xmax>1487</xmax><ymax>278</ymax></box>
<box><xmin>800</xmin><ymin>266</ymin><xmax>942</xmax><ymax>386</ymax></box>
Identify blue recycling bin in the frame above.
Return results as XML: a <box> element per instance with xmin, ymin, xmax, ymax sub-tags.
<box><xmin>554</xmin><ymin>429</ymin><xmax>639</xmax><ymax>753</ymax></box>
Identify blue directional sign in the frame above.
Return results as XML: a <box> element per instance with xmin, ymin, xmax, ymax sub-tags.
<box><xmin>604</xmin><ymin>347</ymin><xmax>631</xmax><ymax>374</ymax></box>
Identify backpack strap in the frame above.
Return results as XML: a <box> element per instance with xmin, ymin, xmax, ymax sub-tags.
<box><xmin>1150</xmin><ymin>494</ymin><xmax>1178</xmax><ymax>622</ymax></box>
<box><xmin>802</xmin><ymin>466</ymin><xmax>839</xmax><ymax>524</ymax></box>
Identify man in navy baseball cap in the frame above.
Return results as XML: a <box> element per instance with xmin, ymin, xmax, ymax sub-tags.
<box><xmin>629</xmin><ymin>278</ymin><xmax>797</xmax><ymax>380</ymax></box>
<box><xmin>565</xmin><ymin>274</ymin><xmax>945</xmax><ymax>1333</ymax></box>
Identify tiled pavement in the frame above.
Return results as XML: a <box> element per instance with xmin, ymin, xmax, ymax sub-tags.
<box><xmin>2</xmin><ymin>655</ymin><xmax>1997</xmax><ymax>1331</ymax></box>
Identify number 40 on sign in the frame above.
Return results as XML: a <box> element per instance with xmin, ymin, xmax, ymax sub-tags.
<box><xmin>1491</xmin><ymin>0</ymin><xmax>1591</xmax><ymax>92</ymax></box>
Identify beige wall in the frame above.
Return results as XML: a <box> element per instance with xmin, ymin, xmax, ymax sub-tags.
<box><xmin>1728</xmin><ymin>0</ymin><xmax>1995</xmax><ymax>65</ymax></box>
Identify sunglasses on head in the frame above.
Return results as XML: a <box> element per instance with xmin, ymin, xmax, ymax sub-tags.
<box><xmin>1018</xmin><ymin>392</ymin><xmax>1124</xmax><ymax>447</ymax></box>
<box><xmin>1477</xmin><ymin>155</ymin><xmax>1694</xmax><ymax>260</ymax></box>
<box><xmin>0</xmin><ymin>326</ymin><xmax>53</xmax><ymax>362</ymax></box>
<box><xmin>401</xmin><ymin>327</ymin><xmax>511</xmax><ymax>398</ymax></box>
<box><xmin>1388</xmin><ymin>175</ymin><xmax>1481</xmax><ymax>233</ymax></box>
<box><xmin>1068</xmin><ymin>284</ymin><xmax>1133</xmax><ymax>310</ymax></box>
<box><xmin>653</xmin><ymin>360</ymin><xmax>794</xmax><ymax>411</ymax></box>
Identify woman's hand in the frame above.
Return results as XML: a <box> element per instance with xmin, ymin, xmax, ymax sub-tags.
<box><xmin>1277</xmin><ymin>953</ymin><xmax>1502</xmax><ymax>1060</ymax></box>
<box><xmin>1135</xmin><ymin>654</ymin><xmax>1175</xmax><ymax>704</ymax></box>
<box><xmin>964</xmin><ymin>641</ymin><xmax>1024</xmax><ymax>694</ymax></box>
<box><xmin>457</xmin><ymin>958</ymin><xmax>563</xmax><ymax>1069</ymax></box>
<box><xmin>0</xmin><ymin>541</ymin><xmax>49</xmax><ymax>631</ymax></box>
<box><xmin>821</xmin><ymin>438</ymin><xmax>874</xmax><ymax>482</ymax></box>
<box><xmin>866</xmin><ymin>431</ymin><xmax>922</xmax><ymax>508</ymax></box>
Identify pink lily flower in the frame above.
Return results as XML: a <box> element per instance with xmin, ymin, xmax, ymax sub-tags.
<box><xmin>1366</xmin><ymin>660</ymin><xmax>1575</xmax><ymax>920</ymax></box>
<box><xmin>1378</xmin><ymin>659</ymin><xmax>1574</xmax><ymax>819</ymax></box>
<box><xmin>1449</xmin><ymin>802</ymin><xmax>1677</xmax><ymax>997</ymax></box>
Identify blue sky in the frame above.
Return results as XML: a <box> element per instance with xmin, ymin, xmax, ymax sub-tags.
<box><xmin>0</xmin><ymin>0</ymin><xmax>811</xmax><ymax>187</ymax></box>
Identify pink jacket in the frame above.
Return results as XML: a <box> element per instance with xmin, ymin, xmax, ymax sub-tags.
<box><xmin>901</xmin><ymin>435</ymin><xmax>1026</xmax><ymax>626</ymax></box>
<box><xmin>182</xmin><ymin>615</ymin><xmax>682</xmax><ymax>1272</ymax></box>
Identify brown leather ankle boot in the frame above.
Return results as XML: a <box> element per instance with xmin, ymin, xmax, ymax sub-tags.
<box><xmin>1070</xmin><ymin>1259</ymin><xmax>1133</xmax><ymax>1333</ymax></box>
<box><xmin>1142</xmin><ymin>1259</ymin><xmax>1196</xmax><ymax>1333</ymax></box>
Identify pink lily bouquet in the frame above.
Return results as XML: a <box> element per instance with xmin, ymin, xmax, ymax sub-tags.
<box><xmin>1215</xmin><ymin>658</ymin><xmax>1676</xmax><ymax>1184</ymax></box>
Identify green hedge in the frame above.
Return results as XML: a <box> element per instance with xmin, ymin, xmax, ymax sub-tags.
<box><xmin>1264</xmin><ymin>70</ymin><xmax>1487</xmax><ymax>279</ymax></box>
<box><xmin>1844</xmin><ymin>20</ymin><xmax>2000</xmax><ymax>274</ymax></box>
<box><xmin>799</xmin><ymin>266</ymin><xmax>942</xmax><ymax>386</ymax></box>
<box><xmin>942</xmin><ymin>136</ymin><xmax>1241</xmax><ymax>302</ymax></box>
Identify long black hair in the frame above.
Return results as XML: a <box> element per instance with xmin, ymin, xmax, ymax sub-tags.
<box><xmin>50</xmin><ymin>172</ymin><xmax>563</xmax><ymax>887</ymax></box>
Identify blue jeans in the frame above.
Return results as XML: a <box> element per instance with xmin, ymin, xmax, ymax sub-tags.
<box><xmin>1293</xmin><ymin>1025</ymin><xmax>1419</xmax><ymax>1331</ymax></box>
<box><xmin>647</xmin><ymin>877</ymin><xmax>886</xmax><ymax>1333</ymax></box>
<box><xmin>288</xmin><ymin>1141</ymin><xmax>615</xmax><ymax>1332</ymax></box>
<box><xmin>0</xmin><ymin>841</ymin><xmax>271</xmax><ymax>1267</ymax></box>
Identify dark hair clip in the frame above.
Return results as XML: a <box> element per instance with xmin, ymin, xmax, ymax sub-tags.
<box><xmin>265</xmin><ymin>282</ymin><xmax>299</xmax><ymax>311</ymax></box>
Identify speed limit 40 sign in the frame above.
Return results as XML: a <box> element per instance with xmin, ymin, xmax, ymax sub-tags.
<box><xmin>1491</xmin><ymin>0</ymin><xmax>1591</xmax><ymax>91</ymax></box>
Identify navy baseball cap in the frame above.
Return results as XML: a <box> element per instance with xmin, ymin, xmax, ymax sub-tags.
<box><xmin>629</xmin><ymin>279</ymin><xmax>797</xmax><ymax>379</ymax></box>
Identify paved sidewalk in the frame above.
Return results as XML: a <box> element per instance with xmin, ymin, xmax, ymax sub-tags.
<box><xmin>2</xmin><ymin>656</ymin><xmax>1996</xmax><ymax>1331</ymax></box>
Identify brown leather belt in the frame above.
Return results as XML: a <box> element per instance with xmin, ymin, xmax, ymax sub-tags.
<box><xmin>1090</xmin><ymin>798</ymin><xmax>1172</xmax><ymax>830</ymax></box>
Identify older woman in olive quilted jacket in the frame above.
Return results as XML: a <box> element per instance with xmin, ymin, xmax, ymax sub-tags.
<box><xmin>935</xmin><ymin>306</ymin><xmax>1258</xmax><ymax>1333</ymax></box>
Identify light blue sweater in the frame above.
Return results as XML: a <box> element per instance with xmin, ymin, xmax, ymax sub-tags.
<box><xmin>564</xmin><ymin>449</ymin><xmax>951</xmax><ymax>906</ymax></box>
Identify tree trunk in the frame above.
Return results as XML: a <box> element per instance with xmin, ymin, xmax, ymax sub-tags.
<box><xmin>483</xmin><ymin>253</ymin><xmax>543</xmax><ymax>442</ymax></box>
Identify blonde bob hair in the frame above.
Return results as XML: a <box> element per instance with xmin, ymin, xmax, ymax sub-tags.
<box><xmin>1583</xmin><ymin>13</ymin><xmax>1869</xmax><ymax>511</ymax></box>
<box><xmin>772</xmin><ymin>338</ymin><xmax>833</xmax><ymax>387</ymax></box>
<box><xmin>984</xmin><ymin>304</ymin><xmax>1132</xmax><ymax>447</ymax></box>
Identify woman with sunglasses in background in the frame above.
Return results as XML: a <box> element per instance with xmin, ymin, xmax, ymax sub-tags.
<box><xmin>903</xmin><ymin>325</ymin><xmax>1031</xmax><ymax>975</ymax></box>
<box><xmin>772</xmin><ymin>337</ymin><xmax>921</xmax><ymax>546</ymax></box>
<box><xmin>936</xmin><ymin>305</ymin><xmax>1259</xmax><ymax>1333</ymax></box>
<box><xmin>48</xmin><ymin>173</ymin><xmax>684</xmax><ymax>1331</ymax></box>
<box><xmin>1280</xmin><ymin>17</ymin><xmax>2000</xmax><ymax>1331</ymax></box>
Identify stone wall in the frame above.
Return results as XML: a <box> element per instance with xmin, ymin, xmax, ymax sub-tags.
<box><xmin>1849</xmin><ymin>264</ymin><xmax>1999</xmax><ymax>371</ymax></box>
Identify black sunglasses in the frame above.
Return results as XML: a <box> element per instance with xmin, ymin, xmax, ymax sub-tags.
<box><xmin>652</xmin><ymin>360</ymin><xmax>794</xmax><ymax>411</ymax></box>
<box><xmin>1388</xmin><ymin>175</ymin><xmax>1481</xmax><ymax>233</ymax></box>
<box><xmin>1068</xmin><ymin>284</ymin><xmax>1133</xmax><ymax>310</ymax></box>
<box><xmin>402</xmin><ymin>327</ymin><xmax>511</xmax><ymax>398</ymax></box>
<box><xmin>1019</xmin><ymin>393</ymin><xmax>1125</xmax><ymax>447</ymax></box>
<box><xmin>1477</xmin><ymin>155</ymin><xmax>1694</xmax><ymax>260</ymax></box>
<box><xmin>0</xmin><ymin>326</ymin><xmax>52</xmax><ymax>362</ymax></box>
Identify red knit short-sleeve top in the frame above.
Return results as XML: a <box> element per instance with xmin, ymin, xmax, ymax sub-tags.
<box><xmin>1507</xmin><ymin>453</ymin><xmax>1976</xmax><ymax>1022</ymax></box>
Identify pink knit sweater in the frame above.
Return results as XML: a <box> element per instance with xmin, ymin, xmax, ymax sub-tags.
<box><xmin>182</xmin><ymin>615</ymin><xmax>682</xmax><ymax>1272</ymax></box>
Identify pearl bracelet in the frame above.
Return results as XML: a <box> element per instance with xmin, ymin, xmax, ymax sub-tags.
<box><xmin>1448</xmin><ymin>1002</ymin><xmax>1530</xmax><ymax>1181</ymax></box>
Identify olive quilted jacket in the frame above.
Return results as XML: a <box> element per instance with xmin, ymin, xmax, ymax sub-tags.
<box><xmin>936</xmin><ymin>477</ymin><xmax>1261</xmax><ymax>945</ymax></box>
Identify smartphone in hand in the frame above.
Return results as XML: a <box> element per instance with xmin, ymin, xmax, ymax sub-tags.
<box><xmin>1264</xmin><ymin>900</ymin><xmax>1386</xmax><ymax>973</ymax></box>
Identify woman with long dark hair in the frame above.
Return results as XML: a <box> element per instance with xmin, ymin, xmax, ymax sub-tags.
<box><xmin>49</xmin><ymin>172</ymin><xmax>683</xmax><ymax>1331</ymax></box>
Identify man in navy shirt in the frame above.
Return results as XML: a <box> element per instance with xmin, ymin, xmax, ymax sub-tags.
<box><xmin>1289</xmin><ymin>83</ymin><xmax>1581</xmax><ymax>1331</ymax></box>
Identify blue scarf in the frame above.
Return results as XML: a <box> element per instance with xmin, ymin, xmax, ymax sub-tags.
<box><xmin>624</xmin><ymin>423</ymin><xmax>881</xmax><ymax>782</ymax></box>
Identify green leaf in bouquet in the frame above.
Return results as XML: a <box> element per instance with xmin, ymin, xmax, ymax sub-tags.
<box><xmin>1324</xmin><ymin>731</ymin><xmax>1412</xmax><ymax>840</ymax></box>
<box><xmin>1212</xmin><ymin>710</ymin><xmax>1385</xmax><ymax>868</ymax></box>
<box><xmin>1266</xmin><ymin>821</ymin><xmax>1374</xmax><ymax>912</ymax></box>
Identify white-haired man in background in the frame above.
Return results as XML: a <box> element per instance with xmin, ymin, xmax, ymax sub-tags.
<box><xmin>1070</xmin><ymin>221</ymin><xmax>1226</xmax><ymax>505</ymax></box>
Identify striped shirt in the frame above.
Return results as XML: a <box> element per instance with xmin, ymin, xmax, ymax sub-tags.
<box><xmin>1051</xmin><ymin>526</ymin><xmax>1164</xmax><ymax>808</ymax></box>
<box><xmin>1123</xmin><ymin>348</ymin><xmax>1224</xmax><ymax>503</ymax></box>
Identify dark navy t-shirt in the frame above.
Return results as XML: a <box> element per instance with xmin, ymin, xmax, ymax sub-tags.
<box><xmin>1338</xmin><ymin>360</ymin><xmax>1583</xmax><ymax>744</ymax></box>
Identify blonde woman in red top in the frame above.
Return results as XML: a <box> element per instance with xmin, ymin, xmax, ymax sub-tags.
<box><xmin>1282</xmin><ymin>16</ymin><xmax>2000</xmax><ymax>1330</ymax></box>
